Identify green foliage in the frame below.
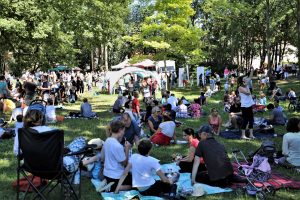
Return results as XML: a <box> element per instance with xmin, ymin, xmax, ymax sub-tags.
<box><xmin>125</xmin><ymin>0</ymin><xmax>206</xmax><ymax>66</ymax></box>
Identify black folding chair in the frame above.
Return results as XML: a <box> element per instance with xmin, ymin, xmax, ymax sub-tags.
<box><xmin>17</xmin><ymin>128</ymin><xmax>92</xmax><ymax>200</ymax></box>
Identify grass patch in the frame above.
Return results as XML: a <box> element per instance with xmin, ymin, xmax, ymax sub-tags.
<box><xmin>0</xmin><ymin>78</ymin><xmax>300</xmax><ymax>199</ymax></box>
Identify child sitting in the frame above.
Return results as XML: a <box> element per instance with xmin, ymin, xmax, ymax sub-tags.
<box><xmin>81</xmin><ymin>98</ymin><xmax>97</xmax><ymax>118</ymax></box>
<box><xmin>10</xmin><ymin>102</ymin><xmax>23</xmax><ymax>122</ymax></box>
<box><xmin>115</xmin><ymin>139</ymin><xmax>177</xmax><ymax>197</ymax></box>
<box><xmin>13</xmin><ymin>115</ymin><xmax>24</xmax><ymax>155</ymax></box>
<box><xmin>46</xmin><ymin>98</ymin><xmax>56</xmax><ymax>123</ymax></box>
<box><xmin>82</xmin><ymin>138</ymin><xmax>104</xmax><ymax>179</ymax></box>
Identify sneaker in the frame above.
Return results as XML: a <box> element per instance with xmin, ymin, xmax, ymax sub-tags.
<box><xmin>97</xmin><ymin>181</ymin><xmax>115</xmax><ymax>193</ymax></box>
<box><xmin>95</xmin><ymin>179</ymin><xmax>107</xmax><ymax>192</ymax></box>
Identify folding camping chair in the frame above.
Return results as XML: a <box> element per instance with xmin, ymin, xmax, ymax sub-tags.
<box><xmin>16</xmin><ymin>128</ymin><xmax>92</xmax><ymax>200</ymax></box>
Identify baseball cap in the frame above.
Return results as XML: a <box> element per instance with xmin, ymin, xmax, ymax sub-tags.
<box><xmin>198</xmin><ymin>125</ymin><xmax>213</xmax><ymax>134</ymax></box>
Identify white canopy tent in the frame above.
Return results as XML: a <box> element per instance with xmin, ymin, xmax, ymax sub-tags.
<box><xmin>155</xmin><ymin>60</ymin><xmax>176</xmax><ymax>72</ymax></box>
<box><xmin>111</xmin><ymin>58</ymin><xmax>130</xmax><ymax>70</ymax></box>
<box><xmin>132</xmin><ymin>59</ymin><xmax>155</xmax><ymax>68</ymax></box>
<box><xmin>105</xmin><ymin>67</ymin><xmax>160</xmax><ymax>94</ymax></box>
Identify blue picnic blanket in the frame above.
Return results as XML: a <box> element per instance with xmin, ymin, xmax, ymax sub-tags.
<box><xmin>95</xmin><ymin>163</ymin><xmax>232</xmax><ymax>199</ymax></box>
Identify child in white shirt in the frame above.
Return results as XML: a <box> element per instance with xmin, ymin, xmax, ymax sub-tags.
<box><xmin>46</xmin><ymin>99</ymin><xmax>56</xmax><ymax>123</ymax></box>
<box><xmin>115</xmin><ymin>139</ymin><xmax>177</xmax><ymax>196</ymax></box>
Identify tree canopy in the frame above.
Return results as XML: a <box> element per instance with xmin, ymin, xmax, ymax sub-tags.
<box><xmin>0</xmin><ymin>0</ymin><xmax>299</xmax><ymax>74</ymax></box>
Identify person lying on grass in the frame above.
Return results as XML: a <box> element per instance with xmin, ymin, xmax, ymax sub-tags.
<box><xmin>115</xmin><ymin>139</ymin><xmax>177</xmax><ymax>197</ymax></box>
<box><xmin>150</xmin><ymin>111</ymin><xmax>176</xmax><ymax>145</ymax></box>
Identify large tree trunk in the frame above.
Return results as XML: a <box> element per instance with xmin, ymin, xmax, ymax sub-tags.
<box><xmin>266</xmin><ymin>0</ymin><xmax>272</xmax><ymax>78</ymax></box>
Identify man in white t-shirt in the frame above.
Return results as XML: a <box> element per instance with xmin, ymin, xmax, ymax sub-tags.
<box><xmin>115</xmin><ymin>139</ymin><xmax>176</xmax><ymax>197</ymax></box>
<box><xmin>167</xmin><ymin>94</ymin><xmax>178</xmax><ymax>110</ymax></box>
<box><xmin>101</xmin><ymin>120</ymin><xmax>132</xmax><ymax>192</ymax></box>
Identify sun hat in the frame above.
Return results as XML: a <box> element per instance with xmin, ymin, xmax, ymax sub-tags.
<box><xmin>192</xmin><ymin>183</ymin><xmax>206</xmax><ymax>197</ymax></box>
<box><xmin>88</xmin><ymin>138</ymin><xmax>104</xmax><ymax>149</ymax></box>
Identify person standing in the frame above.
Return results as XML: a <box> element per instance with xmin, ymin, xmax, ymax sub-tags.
<box><xmin>238</xmin><ymin>69</ymin><xmax>255</xmax><ymax>139</ymax></box>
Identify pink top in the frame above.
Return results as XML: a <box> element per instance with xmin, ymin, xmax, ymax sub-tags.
<box><xmin>209</xmin><ymin>116</ymin><xmax>221</xmax><ymax>133</ymax></box>
<box><xmin>224</xmin><ymin>68</ymin><xmax>230</xmax><ymax>75</ymax></box>
<box><xmin>189</xmin><ymin>103</ymin><xmax>201</xmax><ymax>118</ymax></box>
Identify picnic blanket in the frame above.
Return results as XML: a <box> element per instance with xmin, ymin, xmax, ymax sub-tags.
<box><xmin>64</xmin><ymin>112</ymin><xmax>99</xmax><ymax>120</ymax></box>
<box><xmin>97</xmin><ymin>163</ymin><xmax>232</xmax><ymax>200</ymax></box>
<box><xmin>219</xmin><ymin>129</ymin><xmax>276</xmax><ymax>139</ymax></box>
<box><xmin>231</xmin><ymin>163</ymin><xmax>300</xmax><ymax>190</ymax></box>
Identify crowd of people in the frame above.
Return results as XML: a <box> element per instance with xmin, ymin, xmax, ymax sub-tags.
<box><xmin>1</xmin><ymin>63</ymin><xmax>300</xmax><ymax>199</ymax></box>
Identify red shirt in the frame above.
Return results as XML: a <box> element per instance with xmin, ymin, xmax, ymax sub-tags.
<box><xmin>132</xmin><ymin>98</ymin><xmax>140</xmax><ymax>114</ymax></box>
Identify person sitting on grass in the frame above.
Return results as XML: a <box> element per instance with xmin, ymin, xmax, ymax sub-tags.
<box><xmin>147</xmin><ymin>106</ymin><xmax>162</xmax><ymax>136</ymax></box>
<box><xmin>176</xmin><ymin>100</ymin><xmax>190</xmax><ymax>118</ymax></box>
<box><xmin>177</xmin><ymin>128</ymin><xmax>205</xmax><ymax>173</ymax></box>
<box><xmin>227</xmin><ymin>98</ymin><xmax>242</xmax><ymax>130</ymax></box>
<box><xmin>101</xmin><ymin>120</ymin><xmax>132</xmax><ymax>192</ymax></box>
<box><xmin>276</xmin><ymin>118</ymin><xmax>300</xmax><ymax>167</ymax></box>
<box><xmin>80</xmin><ymin>98</ymin><xmax>97</xmax><ymax>118</ymax></box>
<box><xmin>150</xmin><ymin>111</ymin><xmax>176</xmax><ymax>145</ymax></box>
<box><xmin>208</xmin><ymin>108</ymin><xmax>222</xmax><ymax>135</ymax></box>
<box><xmin>115</xmin><ymin>139</ymin><xmax>177</xmax><ymax>197</ymax></box>
<box><xmin>192</xmin><ymin>125</ymin><xmax>237</xmax><ymax>187</ymax></box>
<box><xmin>120</xmin><ymin>112</ymin><xmax>141</xmax><ymax>146</ymax></box>
<box><xmin>197</xmin><ymin>92</ymin><xmax>206</xmax><ymax>106</ymax></box>
<box><xmin>188</xmin><ymin>99</ymin><xmax>201</xmax><ymax>118</ymax></box>
<box><xmin>265</xmin><ymin>103</ymin><xmax>287</xmax><ymax>125</ymax></box>
<box><xmin>113</xmin><ymin>95</ymin><xmax>125</xmax><ymax>114</ymax></box>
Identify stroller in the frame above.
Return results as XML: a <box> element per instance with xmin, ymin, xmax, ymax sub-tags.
<box><xmin>232</xmin><ymin>150</ymin><xmax>276</xmax><ymax>200</ymax></box>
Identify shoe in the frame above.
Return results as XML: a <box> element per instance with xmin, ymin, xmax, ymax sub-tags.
<box><xmin>97</xmin><ymin>181</ymin><xmax>115</xmax><ymax>193</ymax></box>
<box><xmin>95</xmin><ymin>179</ymin><xmax>107</xmax><ymax>192</ymax></box>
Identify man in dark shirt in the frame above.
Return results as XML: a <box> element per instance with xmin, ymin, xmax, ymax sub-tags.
<box><xmin>40</xmin><ymin>75</ymin><xmax>50</xmax><ymax>101</ymax></box>
<box><xmin>229</xmin><ymin>98</ymin><xmax>242</xmax><ymax>129</ymax></box>
<box><xmin>192</xmin><ymin>125</ymin><xmax>234</xmax><ymax>187</ymax></box>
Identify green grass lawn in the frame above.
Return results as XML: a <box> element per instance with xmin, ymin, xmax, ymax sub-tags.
<box><xmin>1</xmin><ymin>78</ymin><xmax>300</xmax><ymax>200</ymax></box>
